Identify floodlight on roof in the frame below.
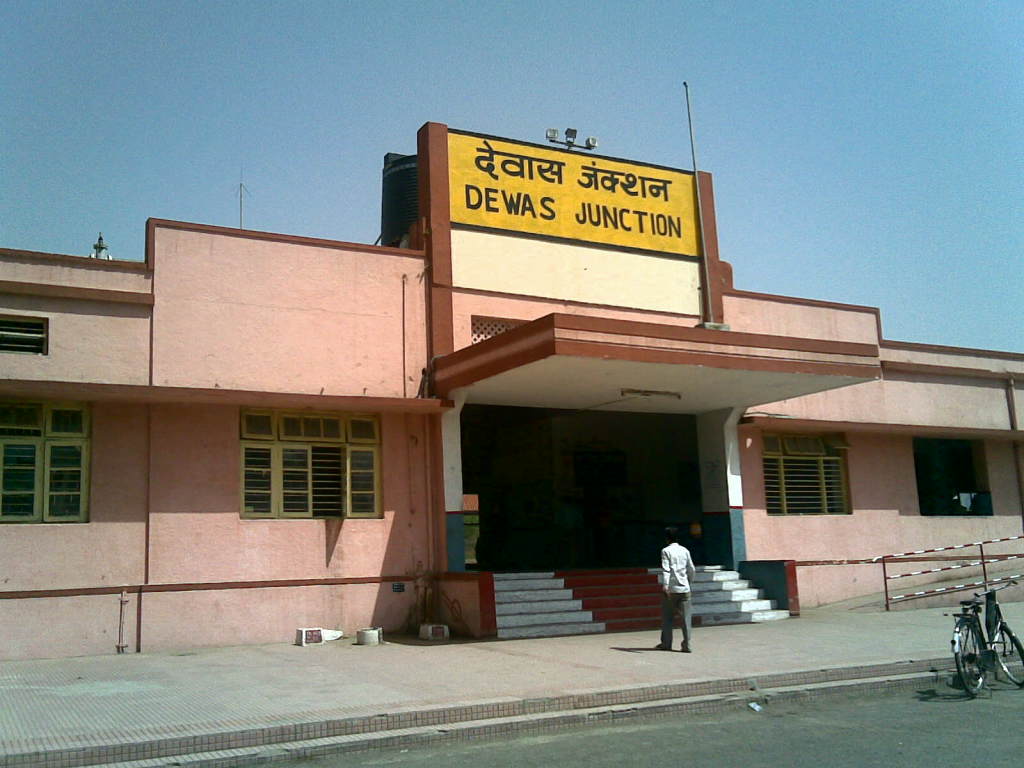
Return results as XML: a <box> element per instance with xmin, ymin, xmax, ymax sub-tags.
<box><xmin>544</xmin><ymin>127</ymin><xmax>598</xmax><ymax>151</ymax></box>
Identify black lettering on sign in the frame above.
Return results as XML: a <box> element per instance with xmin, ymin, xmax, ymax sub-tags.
<box><xmin>500</xmin><ymin>190</ymin><xmax>538</xmax><ymax>217</ymax></box>
<box><xmin>464</xmin><ymin>184</ymin><xmax>483</xmax><ymax>210</ymax></box>
<box><xmin>539</xmin><ymin>197</ymin><xmax>556</xmax><ymax>221</ymax></box>
<box><xmin>573</xmin><ymin>203</ymin><xmax>683</xmax><ymax>239</ymax></box>
<box><xmin>483</xmin><ymin>187</ymin><xmax>499</xmax><ymax>213</ymax></box>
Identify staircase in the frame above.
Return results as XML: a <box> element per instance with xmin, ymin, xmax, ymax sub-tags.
<box><xmin>494</xmin><ymin>566</ymin><xmax>789</xmax><ymax>640</ymax></box>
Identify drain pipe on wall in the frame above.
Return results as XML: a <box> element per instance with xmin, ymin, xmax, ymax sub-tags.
<box><xmin>116</xmin><ymin>590</ymin><xmax>130</xmax><ymax>653</ymax></box>
<box><xmin>1007</xmin><ymin>376</ymin><xmax>1024</xmax><ymax>531</ymax></box>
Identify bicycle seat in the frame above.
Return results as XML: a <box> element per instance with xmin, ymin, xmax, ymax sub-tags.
<box><xmin>960</xmin><ymin>599</ymin><xmax>981</xmax><ymax>607</ymax></box>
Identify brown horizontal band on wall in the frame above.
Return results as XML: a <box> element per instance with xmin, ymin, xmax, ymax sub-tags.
<box><xmin>882</xmin><ymin>360</ymin><xmax>1019</xmax><ymax>380</ymax></box>
<box><xmin>0</xmin><ymin>575</ymin><xmax>413</xmax><ymax>601</ymax></box>
<box><xmin>792</xmin><ymin>560</ymin><xmax>880</xmax><ymax>566</ymax></box>
<box><xmin>0</xmin><ymin>279</ymin><xmax>155</xmax><ymax>305</ymax></box>
<box><xmin>724</xmin><ymin>288</ymin><xmax>881</xmax><ymax>317</ymax></box>
<box><xmin>552</xmin><ymin>313</ymin><xmax>880</xmax><ymax>359</ymax></box>
<box><xmin>0</xmin><ymin>378</ymin><xmax>453</xmax><ymax>412</ymax></box>
<box><xmin>741</xmin><ymin>415</ymin><xmax>1024</xmax><ymax>441</ymax></box>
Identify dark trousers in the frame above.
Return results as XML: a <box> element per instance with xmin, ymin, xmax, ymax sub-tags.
<box><xmin>660</xmin><ymin>591</ymin><xmax>693</xmax><ymax>649</ymax></box>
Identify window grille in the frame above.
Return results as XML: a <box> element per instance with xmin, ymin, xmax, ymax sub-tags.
<box><xmin>471</xmin><ymin>316</ymin><xmax>525</xmax><ymax>344</ymax></box>
<box><xmin>763</xmin><ymin>433</ymin><xmax>849</xmax><ymax>515</ymax></box>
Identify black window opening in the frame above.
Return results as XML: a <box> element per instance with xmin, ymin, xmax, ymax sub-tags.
<box><xmin>0</xmin><ymin>316</ymin><xmax>47</xmax><ymax>355</ymax></box>
<box><xmin>913</xmin><ymin>438</ymin><xmax>991</xmax><ymax>516</ymax></box>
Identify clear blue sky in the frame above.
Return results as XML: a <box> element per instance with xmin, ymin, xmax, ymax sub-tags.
<box><xmin>2</xmin><ymin>1</ymin><xmax>1021</xmax><ymax>351</ymax></box>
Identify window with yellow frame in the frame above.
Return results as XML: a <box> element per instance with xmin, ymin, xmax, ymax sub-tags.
<box><xmin>0</xmin><ymin>401</ymin><xmax>89</xmax><ymax>523</ymax></box>
<box><xmin>240</xmin><ymin>410</ymin><xmax>380</xmax><ymax>519</ymax></box>
<box><xmin>762</xmin><ymin>433</ymin><xmax>850</xmax><ymax>515</ymax></box>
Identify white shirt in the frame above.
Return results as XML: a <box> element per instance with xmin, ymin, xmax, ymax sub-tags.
<box><xmin>660</xmin><ymin>542</ymin><xmax>696</xmax><ymax>593</ymax></box>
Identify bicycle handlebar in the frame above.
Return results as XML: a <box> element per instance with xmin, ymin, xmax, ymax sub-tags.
<box><xmin>973</xmin><ymin>579</ymin><xmax>1018</xmax><ymax>598</ymax></box>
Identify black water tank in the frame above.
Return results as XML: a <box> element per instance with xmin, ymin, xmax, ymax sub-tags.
<box><xmin>380</xmin><ymin>153</ymin><xmax>419</xmax><ymax>247</ymax></box>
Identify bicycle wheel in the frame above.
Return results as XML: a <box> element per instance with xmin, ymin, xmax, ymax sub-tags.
<box><xmin>953</xmin><ymin>618</ymin><xmax>986</xmax><ymax>697</ymax></box>
<box><xmin>993</xmin><ymin>624</ymin><xmax>1024</xmax><ymax>687</ymax></box>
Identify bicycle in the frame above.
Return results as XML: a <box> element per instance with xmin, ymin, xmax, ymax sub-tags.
<box><xmin>950</xmin><ymin>580</ymin><xmax>1024</xmax><ymax>697</ymax></box>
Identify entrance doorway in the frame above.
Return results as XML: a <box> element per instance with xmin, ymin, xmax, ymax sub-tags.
<box><xmin>460</xmin><ymin>405</ymin><xmax>704</xmax><ymax>571</ymax></box>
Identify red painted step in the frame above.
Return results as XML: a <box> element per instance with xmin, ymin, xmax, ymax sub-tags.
<box><xmin>582</xmin><ymin>594</ymin><xmax>661</xmax><ymax>610</ymax></box>
<box><xmin>562</xmin><ymin>573</ymin><xmax>660</xmax><ymax>589</ymax></box>
<box><xmin>571</xmin><ymin>583</ymin><xmax>662</xmax><ymax>599</ymax></box>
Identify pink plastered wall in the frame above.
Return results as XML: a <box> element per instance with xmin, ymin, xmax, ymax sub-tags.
<box><xmin>722</xmin><ymin>294</ymin><xmax>879</xmax><ymax>345</ymax></box>
<box><xmin>139</xmin><ymin>582</ymin><xmax>419</xmax><ymax>652</ymax></box>
<box><xmin>0</xmin><ymin>403</ymin><xmax>148</xmax><ymax>592</ymax></box>
<box><xmin>880</xmin><ymin>344</ymin><xmax>1024</xmax><ymax>374</ymax></box>
<box><xmin>0</xmin><ymin>251</ymin><xmax>152</xmax><ymax>294</ymax></box>
<box><xmin>451</xmin><ymin>289</ymin><xmax>701</xmax><ymax>352</ymax></box>
<box><xmin>0</xmin><ymin>294</ymin><xmax>150</xmax><ymax>385</ymax></box>
<box><xmin>1</xmin><ymin>403</ymin><xmax>149</xmax><ymax>660</ymax></box>
<box><xmin>150</xmin><ymin>227</ymin><xmax>426</xmax><ymax>398</ymax></box>
<box><xmin>740</xmin><ymin>427</ymin><xmax>1024</xmax><ymax>606</ymax></box>
<box><xmin>756</xmin><ymin>373</ymin><xmax>1013</xmax><ymax>431</ymax></box>
<box><xmin>0</xmin><ymin>593</ymin><xmax>140</xmax><ymax>660</ymax></box>
<box><xmin>145</xmin><ymin>404</ymin><xmax>432</xmax><ymax>585</ymax></box>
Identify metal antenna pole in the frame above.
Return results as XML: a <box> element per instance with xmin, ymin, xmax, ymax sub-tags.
<box><xmin>684</xmin><ymin>82</ymin><xmax>713</xmax><ymax>325</ymax></box>
<box><xmin>238</xmin><ymin>168</ymin><xmax>245</xmax><ymax>230</ymax></box>
<box><xmin>237</xmin><ymin>170</ymin><xmax>250</xmax><ymax>230</ymax></box>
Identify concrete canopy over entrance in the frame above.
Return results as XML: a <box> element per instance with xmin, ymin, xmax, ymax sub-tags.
<box><xmin>434</xmin><ymin>313</ymin><xmax>881</xmax><ymax>409</ymax></box>
<box><xmin>436</xmin><ymin>313</ymin><xmax>882</xmax><ymax>573</ymax></box>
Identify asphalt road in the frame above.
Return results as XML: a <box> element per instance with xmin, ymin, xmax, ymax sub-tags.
<box><xmin>278</xmin><ymin>680</ymin><xmax>1024</xmax><ymax>768</ymax></box>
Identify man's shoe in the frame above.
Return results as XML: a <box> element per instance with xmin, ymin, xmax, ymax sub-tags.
<box><xmin>680</xmin><ymin>644</ymin><xmax>693</xmax><ymax>653</ymax></box>
<box><xmin>654</xmin><ymin>644</ymin><xmax>671</xmax><ymax>651</ymax></box>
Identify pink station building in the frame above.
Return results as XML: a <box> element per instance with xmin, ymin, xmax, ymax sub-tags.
<box><xmin>2</xmin><ymin>123</ymin><xmax>1022</xmax><ymax>660</ymax></box>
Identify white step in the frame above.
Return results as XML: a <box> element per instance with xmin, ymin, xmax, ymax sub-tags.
<box><xmin>496</xmin><ymin>599</ymin><xmax>583</xmax><ymax>616</ymax></box>
<box><xmin>692</xmin><ymin>579</ymin><xmax>751</xmax><ymax>592</ymax></box>
<box><xmin>692</xmin><ymin>570</ymin><xmax>741</xmax><ymax>582</ymax></box>
<box><xmin>691</xmin><ymin>588</ymin><xmax>761</xmax><ymax>603</ymax></box>
<box><xmin>494</xmin><ymin>578</ymin><xmax>564</xmax><ymax>592</ymax></box>
<box><xmin>692</xmin><ymin>599</ymin><xmax>775</xmax><ymax>615</ymax></box>
<box><xmin>494</xmin><ymin>588</ymin><xmax>574</xmax><ymax>603</ymax></box>
<box><xmin>497</xmin><ymin>610</ymin><xmax>594</xmax><ymax>628</ymax></box>
<box><xmin>498</xmin><ymin>622</ymin><xmax>605</xmax><ymax>639</ymax></box>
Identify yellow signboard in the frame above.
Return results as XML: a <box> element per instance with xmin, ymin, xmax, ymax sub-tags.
<box><xmin>448</xmin><ymin>131</ymin><xmax>701</xmax><ymax>258</ymax></box>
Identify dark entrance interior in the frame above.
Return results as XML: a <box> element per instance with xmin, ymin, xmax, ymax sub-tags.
<box><xmin>461</xmin><ymin>405</ymin><xmax>703</xmax><ymax>571</ymax></box>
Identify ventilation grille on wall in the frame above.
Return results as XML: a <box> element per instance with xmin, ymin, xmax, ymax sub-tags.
<box><xmin>471</xmin><ymin>316</ymin><xmax>526</xmax><ymax>344</ymax></box>
<box><xmin>0</xmin><ymin>316</ymin><xmax>47</xmax><ymax>354</ymax></box>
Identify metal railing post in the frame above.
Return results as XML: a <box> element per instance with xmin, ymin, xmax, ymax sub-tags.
<box><xmin>882</xmin><ymin>556</ymin><xmax>891</xmax><ymax>611</ymax></box>
<box><xmin>980</xmin><ymin>542</ymin><xmax>989</xmax><ymax>589</ymax></box>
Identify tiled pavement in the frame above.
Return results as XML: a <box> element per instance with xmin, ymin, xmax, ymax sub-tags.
<box><xmin>3</xmin><ymin>602</ymin><xmax>1020</xmax><ymax>767</ymax></box>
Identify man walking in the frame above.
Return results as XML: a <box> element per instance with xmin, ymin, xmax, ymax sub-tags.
<box><xmin>656</xmin><ymin>527</ymin><xmax>696</xmax><ymax>652</ymax></box>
